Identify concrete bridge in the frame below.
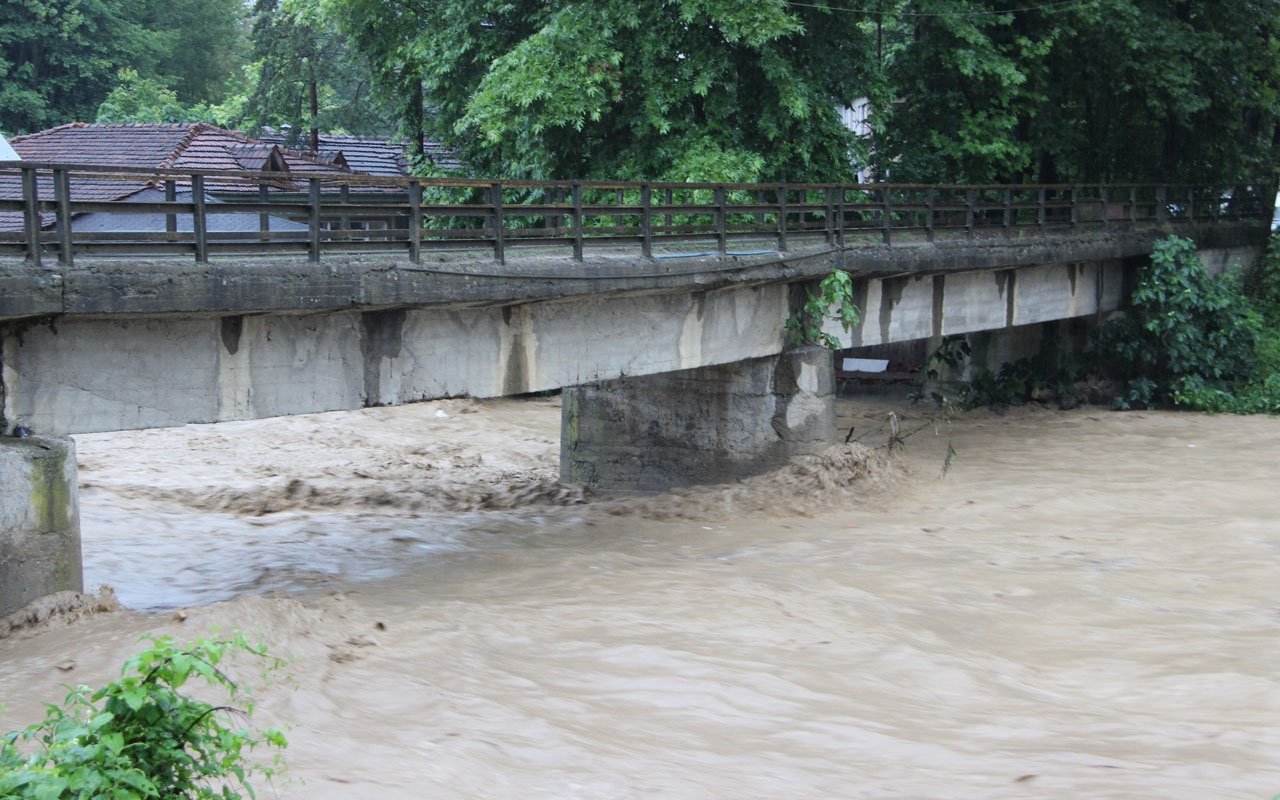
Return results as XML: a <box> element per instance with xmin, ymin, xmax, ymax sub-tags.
<box><xmin>0</xmin><ymin>163</ymin><xmax>1270</xmax><ymax>615</ymax></box>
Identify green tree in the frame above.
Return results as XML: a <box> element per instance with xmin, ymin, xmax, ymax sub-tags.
<box><xmin>873</xmin><ymin>1</ymin><xmax>1280</xmax><ymax>184</ymax></box>
<box><xmin>239</xmin><ymin>0</ymin><xmax>391</xmax><ymax>148</ymax></box>
<box><xmin>95</xmin><ymin>68</ymin><xmax>191</xmax><ymax>123</ymax></box>
<box><xmin>0</xmin><ymin>0</ymin><xmax>161</xmax><ymax>134</ymax></box>
<box><xmin>318</xmin><ymin>0</ymin><xmax>877</xmax><ymax>180</ymax></box>
<box><xmin>1097</xmin><ymin>236</ymin><xmax>1259</xmax><ymax>409</ymax></box>
<box><xmin>137</xmin><ymin>0</ymin><xmax>250</xmax><ymax>107</ymax></box>
<box><xmin>94</xmin><ymin>68</ymin><xmax>248</xmax><ymax>126</ymax></box>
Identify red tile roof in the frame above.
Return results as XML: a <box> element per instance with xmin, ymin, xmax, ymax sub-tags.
<box><xmin>0</xmin><ymin>123</ymin><xmax>377</xmax><ymax>232</ymax></box>
<box><xmin>257</xmin><ymin>132</ymin><xmax>465</xmax><ymax>176</ymax></box>
<box><xmin>9</xmin><ymin>123</ymin><xmax>354</xmax><ymax>176</ymax></box>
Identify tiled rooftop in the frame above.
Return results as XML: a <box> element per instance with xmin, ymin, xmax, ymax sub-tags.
<box><xmin>0</xmin><ymin>123</ymin><xmax>375</xmax><ymax>232</ymax></box>
<box><xmin>257</xmin><ymin>132</ymin><xmax>465</xmax><ymax>176</ymax></box>
<box><xmin>9</xmin><ymin>123</ymin><xmax>355</xmax><ymax>177</ymax></box>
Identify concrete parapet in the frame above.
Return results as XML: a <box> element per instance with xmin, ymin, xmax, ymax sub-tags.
<box><xmin>0</xmin><ymin>436</ymin><xmax>82</xmax><ymax>617</ymax></box>
<box><xmin>561</xmin><ymin>346</ymin><xmax>836</xmax><ymax>492</ymax></box>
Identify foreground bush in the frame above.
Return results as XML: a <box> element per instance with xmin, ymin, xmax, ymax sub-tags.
<box><xmin>939</xmin><ymin>234</ymin><xmax>1280</xmax><ymax>414</ymax></box>
<box><xmin>0</xmin><ymin>635</ymin><xmax>288</xmax><ymax>800</ymax></box>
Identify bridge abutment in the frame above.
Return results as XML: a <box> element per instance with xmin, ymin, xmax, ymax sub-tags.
<box><xmin>0</xmin><ymin>435</ymin><xmax>82</xmax><ymax>617</ymax></box>
<box><xmin>561</xmin><ymin>346</ymin><xmax>836</xmax><ymax>492</ymax></box>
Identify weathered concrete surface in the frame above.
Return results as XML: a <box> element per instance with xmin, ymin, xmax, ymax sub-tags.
<box><xmin>833</xmin><ymin>257</ymin><xmax>1132</xmax><ymax>350</ymax></box>
<box><xmin>3</xmin><ymin>282</ymin><xmax>793</xmax><ymax>434</ymax></box>
<box><xmin>0</xmin><ymin>436</ymin><xmax>81</xmax><ymax>617</ymax></box>
<box><xmin>0</xmin><ymin>224</ymin><xmax>1260</xmax><ymax>322</ymax></box>
<box><xmin>1199</xmin><ymin>245</ymin><xmax>1260</xmax><ymax>277</ymax></box>
<box><xmin>0</xmin><ymin>228</ymin><xmax>1265</xmax><ymax>436</ymax></box>
<box><xmin>561</xmin><ymin>346</ymin><xmax>835</xmax><ymax>492</ymax></box>
<box><xmin>0</xmin><ymin>246</ymin><xmax>839</xmax><ymax>321</ymax></box>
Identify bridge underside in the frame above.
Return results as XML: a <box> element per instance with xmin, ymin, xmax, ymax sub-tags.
<box><xmin>2</xmin><ymin>241</ymin><xmax>1259</xmax><ymax>439</ymax></box>
<box><xmin>0</xmin><ymin>238</ymin><xmax>1263</xmax><ymax>615</ymax></box>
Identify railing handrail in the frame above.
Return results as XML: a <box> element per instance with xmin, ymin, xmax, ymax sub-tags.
<box><xmin>0</xmin><ymin>161</ymin><xmax>1270</xmax><ymax>268</ymax></box>
<box><xmin>0</xmin><ymin>160</ymin><xmax>1261</xmax><ymax>192</ymax></box>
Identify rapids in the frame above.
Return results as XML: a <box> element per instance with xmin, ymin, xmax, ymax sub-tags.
<box><xmin>1</xmin><ymin>397</ymin><xmax>1277</xmax><ymax>798</ymax></box>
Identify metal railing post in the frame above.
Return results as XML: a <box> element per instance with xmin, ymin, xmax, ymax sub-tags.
<box><xmin>824</xmin><ymin>187</ymin><xmax>836</xmax><ymax>244</ymax></box>
<box><xmin>715</xmin><ymin>186</ymin><xmax>728</xmax><ymax>254</ymax></box>
<box><xmin>777</xmin><ymin>186</ymin><xmax>789</xmax><ymax>252</ymax></box>
<box><xmin>308</xmin><ymin>178</ymin><xmax>322</xmax><ymax>263</ymax></box>
<box><xmin>965</xmin><ymin>189</ymin><xmax>976</xmax><ymax>238</ymax></box>
<box><xmin>53</xmin><ymin>168</ymin><xmax>73</xmax><ymax>265</ymax></box>
<box><xmin>1002</xmin><ymin>188</ymin><xmax>1012</xmax><ymax>238</ymax></box>
<box><xmin>880</xmin><ymin>186</ymin><xmax>891</xmax><ymax>245</ymax></box>
<box><xmin>1099</xmin><ymin>186</ymin><xmax>1109</xmax><ymax>229</ymax></box>
<box><xmin>640</xmin><ymin>184</ymin><xmax>653</xmax><ymax>259</ymax></box>
<box><xmin>256</xmin><ymin>183</ymin><xmax>268</xmax><ymax>241</ymax></box>
<box><xmin>339</xmin><ymin>184</ymin><xmax>350</xmax><ymax>237</ymax></box>
<box><xmin>166</xmin><ymin>180</ymin><xmax>179</xmax><ymax>238</ymax></box>
<box><xmin>1156</xmin><ymin>186</ymin><xmax>1168</xmax><ymax>223</ymax></box>
<box><xmin>21</xmin><ymin>165</ymin><xmax>41</xmax><ymax>267</ymax></box>
<box><xmin>1071</xmin><ymin>187</ymin><xmax>1080</xmax><ymax>230</ymax></box>
<box><xmin>832</xmin><ymin>186</ymin><xmax>845</xmax><ymax>246</ymax></box>
<box><xmin>571</xmin><ymin>183</ymin><xmax>584</xmax><ymax>262</ymax></box>
<box><xmin>408</xmin><ymin>180</ymin><xmax>422</xmax><ymax>263</ymax></box>
<box><xmin>926</xmin><ymin>189</ymin><xmax>935</xmax><ymax>242</ymax></box>
<box><xmin>491</xmin><ymin>182</ymin><xmax>506</xmax><ymax>265</ymax></box>
<box><xmin>192</xmin><ymin>174</ymin><xmax>209</xmax><ymax>263</ymax></box>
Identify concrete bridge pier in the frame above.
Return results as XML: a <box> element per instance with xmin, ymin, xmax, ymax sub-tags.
<box><xmin>561</xmin><ymin>345</ymin><xmax>836</xmax><ymax>493</ymax></box>
<box><xmin>0</xmin><ymin>436</ymin><xmax>82</xmax><ymax>617</ymax></box>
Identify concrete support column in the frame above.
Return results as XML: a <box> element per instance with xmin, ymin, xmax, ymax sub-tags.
<box><xmin>0</xmin><ymin>436</ymin><xmax>82</xmax><ymax>617</ymax></box>
<box><xmin>561</xmin><ymin>345</ymin><xmax>836</xmax><ymax>492</ymax></box>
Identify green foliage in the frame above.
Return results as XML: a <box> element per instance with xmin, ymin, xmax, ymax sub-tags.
<box><xmin>96</xmin><ymin>67</ymin><xmax>246</xmax><ymax>127</ymax></box>
<box><xmin>95</xmin><ymin>69</ymin><xmax>198</xmax><ymax>125</ymax></box>
<box><xmin>914</xmin><ymin>334</ymin><xmax>1084</xmax><ymax>409</ymax></box>
<box><xmin>786</xmin><ymin>270</ymin><xmax>860</xmax><ymax>350</ymax></box>
<box><xmin>959</xmin><ymin>350</ymin><xmax>1085</xmax><ymax>409</ymax></box>
<box><xmin>873</xmin><ymin>0</ymin><xmax>1280</xmax><ymax>183</ymax></box>
<box><xmin>136</xmin><ymin>0</ymin><xmax>249</xmax><ymax>107</ymax></box>
<box><xmin>319</xmin><ymin>0</ymin><xmax>873</xmax><ymax>180</ymax></box>
<box><xmin>0</xmin><ymin>0</ymin><xmax>249</xmax><ymax>135</ymax></box>
<box><xmin>1097</xmin><ymin>236</ymin><xmax>1259</xmax><ymax>409</ymax></box>
<box><xmin>0</xmin><ymin>635</ymin><xmax>288</xmax><ymax>800</ymax></box>
<box><xmin>238</xmin><ymin>0</ymin><xmax>392</xmax><ymax>142</ymax></box>
<box><xmin>917</xmin><ymin>236</ymin><xmax>1280</xmax><ymax>416</ymax></box>
<box><xmin>1244</xmin><ymin>236</ymin><xmax>1280</xmax><ymax>325</ymax></box>
<box><xmin>0</xmin><ymin>0</ymin><xmax>161</xmax><ymax>134</ymax></box>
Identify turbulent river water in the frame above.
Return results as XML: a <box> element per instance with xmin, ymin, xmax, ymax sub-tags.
<box><xmin>1</xmin><ymin>396</ymin><xmax>1277</xmax><ymax>799</ymax></box>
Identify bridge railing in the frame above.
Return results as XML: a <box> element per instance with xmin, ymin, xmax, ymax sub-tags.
<box><xmin>0</xmin><ymin>161</ymin><xmax>1270</xmax><ymax>266</ymax></box>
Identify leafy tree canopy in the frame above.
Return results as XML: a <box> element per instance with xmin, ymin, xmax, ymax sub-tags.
<box><xmin>238</xmin><ymin>0</ymin><xmax>393</xmax><ymax>146</ymax></box>
<box><xmin>136</xmin><ymin>0</ymin><xmax>250</xmax><ymax>107</ymax></box>
<box><xmin>95</xmin><ymin>68</ymin><xmax>245</xmax><ymax>126</ymax></box>
<box><xmin>872</xmin><ymin>0</ymin><xmax>1280</xmax><ymax>184</ymax></box>
<box><xmin>3</xmin><ymin>0</ymin><xmax>1279</xmax><ymax>185</ymax></box>
<box><xmin>317</xmin><ymin>0</ymin><xmax>876</xmax><ymax>180</ymax></box>
<box><xmin>0</xmin><ymin>0</ymin><xmax>161</xmax><ymax>134</ymax></box>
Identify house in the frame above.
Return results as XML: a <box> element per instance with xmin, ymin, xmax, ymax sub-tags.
<box><xmin>256</xmin><ymin>130</ymin><xmax>464</xmax><ymax>176</ymax></box>
<box><xmin>0</xmin><ymin>123</ymin><xmax>395</xmax><ymax>236</ymax></box>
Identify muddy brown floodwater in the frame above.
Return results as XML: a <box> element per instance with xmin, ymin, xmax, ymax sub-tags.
<box><xmin>1</xmin><ymin>396</ymin><xmax>1278</xmax><ymax>799</ymax></box>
